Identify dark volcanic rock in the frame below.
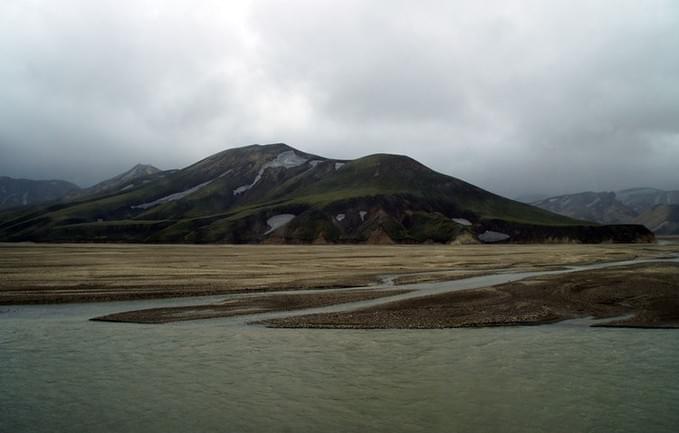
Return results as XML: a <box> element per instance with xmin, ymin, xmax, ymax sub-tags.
<box><xmin>478</xmin><ymin>219</ymin><xmax>655</xmax><ymax>244</ymax></box>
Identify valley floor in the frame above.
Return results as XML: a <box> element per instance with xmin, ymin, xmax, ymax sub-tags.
<box><xmin>1</xmin><ymin>242</ymin><xmax>677</xmax><ymax>305</ymax></box>
<box><xmin>1</xmin><ymin>241</ymin><xmax>679</xmax><ymax>328</ymax></box>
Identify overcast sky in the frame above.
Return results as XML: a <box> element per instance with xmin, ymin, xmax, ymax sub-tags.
<box><xmin>1</xmin><ymin>0</ymin><xmax>678</xmax><ymax>197</ymax></box>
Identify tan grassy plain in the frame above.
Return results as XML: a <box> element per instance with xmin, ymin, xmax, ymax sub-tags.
<box><xmin>1</xmin><ymin>242</ymin><xmax>678</xmax><ymax>304</ymax></box>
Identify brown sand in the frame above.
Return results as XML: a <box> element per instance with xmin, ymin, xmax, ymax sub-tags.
<box><xmin>263</xmin><ymin>263</ymin><xmax>679</xmax><ymax>329</ymax></box>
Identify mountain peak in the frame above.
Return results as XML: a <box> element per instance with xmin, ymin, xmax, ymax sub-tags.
<box><xmin>0</xmin><ymin>144</ymin><xmax>654</xmax><ymax>244</ymax></box>
<box><xmin>64</xmin><ymin>163</ymin><xmax>163</xmax><ymax>200</ymax></box>
<box><xmin>124</xmin><ymin>164</ymin><xmax>161</xmax><ymax>178</ymax></box>
<box><xmin>186</xmin><ymin>143</ymin><xmax>327</xmax><ymax>177</ymax></box>
<box><xmin>228</xmin><ymin>142</ymin><xmax>294</xmax><ymax>153</ymax></box>
<box><xmin>131</xmin><ymin>163</ymin><xmax>159</xmax><ymax>171</ymax></box>
<box><xmin>357</xmin><ymin>153</ymin><xmax>427</xmax><ymax>168</ymax></box>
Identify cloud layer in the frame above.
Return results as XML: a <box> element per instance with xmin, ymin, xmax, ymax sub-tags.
<box><xmin>1</xmin><ymin>0</ymin><xmax>678</xmax><ymax>196</ymax></box>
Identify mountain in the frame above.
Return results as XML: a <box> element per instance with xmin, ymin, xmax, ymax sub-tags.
<box><xmin>0</xmin><ymin>164</ymin><xmax>162</xmax><ymax>212</ymax></box>
<box><xmin>633</xmin><ymin>205</ymin><xmax>679</xmax><ymax>235</ymax></box>
<box><xmin>615</xmin><ymin>188</ymin><xmax>679</xmax><ymax>213</ymax></box>
<box><xmin>0</xmin><ymin>143</ymin><xmax>653</xmax><ymax>244</ymax></box>
<box><xmin>533</xmin><ymin>188</ymin><xmax>679</xmax><ymax>235</ymax></box>
<box><xmin>514</xmin><ymin>193</ymin><xmax>549</xmax><ymax>204</ymax></box>
<box><xmin>532</xmin><ymin>192</ymin><xmax>638</xmax><ymax>225</ymax></box>
<box><xmin>66</xmin><ymin>164</ymin><xmax>162</xmax><ymax>200</ymax></box>
<box><xmin>0</xmin><ymin>177</ymin><xmax>80</xmax><ymax>211</ymax></box>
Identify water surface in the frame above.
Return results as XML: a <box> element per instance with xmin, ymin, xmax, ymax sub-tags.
<box><xmin>2</xmin><ymin>300</ymin><xmax>679</xmax><ymax>433</ymax></box>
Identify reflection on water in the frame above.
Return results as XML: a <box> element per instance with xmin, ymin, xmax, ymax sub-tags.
<box><xmin>2</xmin><ymin>304</ymin><xmax>679</xmax><ymax>433</ymax></box>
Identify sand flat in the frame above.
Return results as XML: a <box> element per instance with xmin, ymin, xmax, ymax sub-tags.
<box><xmin>263</xmin><ymin>263</ymin><xmax>679</xmax><ymax>329</ymax></box>
<box><xmin>1</xmin><ymin>242</ymin><xmax>678</xmax><ymax>304</ymax></box>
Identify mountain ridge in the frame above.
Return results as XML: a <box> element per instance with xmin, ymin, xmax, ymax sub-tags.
<box><xmin>0</xmin><ymin>143</ymin><xmax>653</xmax><ymax>244</ymax></box>
<box><xmin>0</xmin><ymin>177</ymin><xmax>80</xmax><ymax>211</ymax></box>
<box><xmin>66</xmin><ymin>163</ymin><xmax>162</xmax><ymax>200</ymax></box>
<box><xmin>533</xmin><ymin>188</ymin><xmax>679</xmax><ymax>234</ymax></box>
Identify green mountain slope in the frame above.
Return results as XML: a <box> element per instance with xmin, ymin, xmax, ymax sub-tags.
<box><xmin>0</xmin><ymin>143</ymin><xmax>653</xmax><ymax>244</ymax></box>
<box><xmin>65</xmin><ymin>164</ymin><xmax>162</xmax><ymax>200</ymax></box>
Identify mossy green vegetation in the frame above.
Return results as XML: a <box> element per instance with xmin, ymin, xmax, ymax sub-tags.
<box><xmin>0</xmin><ymin>144</ymin><xmax>653</xmax><ymax>244</ymax></box>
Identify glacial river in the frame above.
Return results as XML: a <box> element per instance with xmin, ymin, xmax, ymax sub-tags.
<box><xmin>2</xmin><ymin>258</ymin><xmax>679</xmax><ymax>433</ymax></box>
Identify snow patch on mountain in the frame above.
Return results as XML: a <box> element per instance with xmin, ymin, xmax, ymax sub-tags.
<box><xmin>451</xmin><ymin>217</ymin><xmax>472</xmax><ymax>226</ymax></box>
<box><xmin>586</xmin><ymin>197</ymin><xmax>600</xmax><ymax>207</ymax></box>
<box><xmin>265</xmin><ymin>214</ymin><xmax>295</xmax><ymax>234</ymax></box>
<box><xmin>478</xmin><ymin>231</ymin><xmax>510</xmax><ymax>243</ymax></box>
<box><xmin>234</xmin><ymin>151</ymin><xmax>308</xmax><ymax>196</ymax></box>
<box><xmin>132</xmin><ymin>172</ymin><xmax>228</xmax><ymax>209</ymax></box>
<box><xmin>653</xmin><ymin>221</ymin><xmax>669</xmax><ymax>232</ymax></box>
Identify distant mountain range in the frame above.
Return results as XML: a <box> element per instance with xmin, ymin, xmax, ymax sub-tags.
<box><xmin>0</xmin><ymin>143</ymin><xmax>653</xmax><ymax>243</ymax></box>
<box><xmin>0</xmin><ymin>164</ymin><xmax>161</xmax><ymax>211</ymax></box>
<box><xmin>533</xmin><ymin>188</ymin><xmax>679</xmax><ymax>235</ymax></box>
<box><xmin>0</xmin><ymin>177</ymin><xmax>80</xmax><ymax>210</ymax></box>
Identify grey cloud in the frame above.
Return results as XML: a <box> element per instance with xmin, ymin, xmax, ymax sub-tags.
<box><xmin>0</xmin><ymin>0</ymin><xmax>677</xmax><ymax>196</ymax></box>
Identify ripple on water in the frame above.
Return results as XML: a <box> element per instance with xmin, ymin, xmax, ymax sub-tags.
<box><xmin>2</xmin><ymin>257</ymin><xmax>679</xmax><ymax>433</ymax></box>
<box><xmin>2</xmin><ymin>314</ymin><xmax>679</xmax><ymax>433</ymax></box>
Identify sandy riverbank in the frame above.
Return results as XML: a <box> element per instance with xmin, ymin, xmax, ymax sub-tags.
<box><xmin>262</xmin><ymin>263</ymin><xmax>679</xmax><ymax>329</ymax></box>
<box><xmin>91</xmin><ymin>289</ymin><xmax>410</xmax><ymax>323</ymax></box>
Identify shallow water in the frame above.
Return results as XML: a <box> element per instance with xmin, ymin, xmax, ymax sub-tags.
<box><xmin>2</xmin><ymin>308</ymin><xmax>679</xmax><ymax>433</ymax></box>
<box><xmin>2</xmin><ymin>257</ymin><xmax>679</xmax><ymax>433</ymax></box>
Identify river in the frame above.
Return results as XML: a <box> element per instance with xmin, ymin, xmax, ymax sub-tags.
<box><xmin>2</xmin><ymin>257</ymin><xmax>679</xmax><ymax>433</ymax></box>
